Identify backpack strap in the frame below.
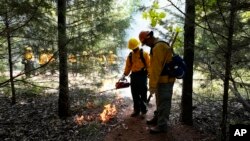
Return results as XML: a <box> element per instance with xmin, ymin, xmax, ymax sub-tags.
<box><xmin>140</xmin><ymin>49</ymin><xmax>147</xmax><ymax>68</ymax></box>
<box><xmin>129</xmin><ymin>49</ymin><xmax>147</xmax><ymax>68</ymax></box>
<box><xmin>129</xmin><ymin>51</ymin><xmax>132</xmax><ymax>64</ymax></box>
<box><xmin>151</xmin><ymin>41</ymin><xmax>170</xmax><ymax>55</ymax></box>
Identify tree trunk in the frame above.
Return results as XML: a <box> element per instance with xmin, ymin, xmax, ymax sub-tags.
<box><xmin>5</xmin><ymin>12</ymin><xmax>16</xmax><ymax>105</ymax></box>
<box><xmin>221</xmin><ymin>0</ymin><xmax>236</xmax><ymax>140</ymax></box>
<box><xmin>57</xmin><ymin>0</ymin><xmax>70</xmax><ymax>118</ymax></box>
<box><xmin>180</xmin><ymin>0</ymin><xmax>195</xmax><ymax>125</ymax></box>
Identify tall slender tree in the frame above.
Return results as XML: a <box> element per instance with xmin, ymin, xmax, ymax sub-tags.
<box><xmin>57</xmin><ymin>0</ymin><xmax>70</xmax><ymax>118</ymax></box>
<box><xmin>180</xmin><ymin>0</ymin><xmax>195</xmax><ymax>125</ymax></box>
<box><xmin>1</xmin><ymin>1</ymin><xmax>43</xmax><ymax>104</ymax></box>
<box><xmin>221</xmin><ymin>0</ymin><xmax>236</xmax><ymax>140</ymax></box>
<box><xmin>4</xmin><ymin>5</ymin><xmax>16</xmax><ymax>104</ymax></box>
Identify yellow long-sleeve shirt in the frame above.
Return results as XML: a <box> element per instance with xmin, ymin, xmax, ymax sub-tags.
<box><xmin>107</xmin><ymin>54</ymin><xmax>117</xmax><ymax>65</ymax></box>
<box><xmin>39</xmin><ymin>53</ymin><xmax>48</xmax><ymax>65</ymax></box>
<box><xmin>149</xmin><ymin>41</ymin><xmax>175</xmax><ymax>89</ymax></box>
<box><xmin>123</xmin><ymin>49</ymin><xmax>150</xmax><ymax>76</ymax></box>
<box><xmin>47</xmin><ymin>53</ymin><xmax>55</xmax><ymax>62</ymax></box>
<box><xmin>68</xmin><ymin>54</ymin><xmax>77</xmax><ymax>63</ymax></box>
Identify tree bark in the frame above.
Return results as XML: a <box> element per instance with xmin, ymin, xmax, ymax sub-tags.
<box><xmin>180</xmin><ymin>0</ymin><xmax>195</xmax><ymax>125</ymax></box>
<box><xmin>5</xmin><ymin>13</ymin><xmax>16</xmax><ymax>105</ymax></box>
<box><xmin>221</xmin><ymin>0</ymin><xmax>236</xmax><ymax>140</ymax></box>
<box><xmin>57</xmin><ymin>0</ymin><xmax>70</xmax><ymax>118</ymax></box>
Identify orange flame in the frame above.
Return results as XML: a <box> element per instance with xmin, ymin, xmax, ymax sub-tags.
<box><xmin>100</xmin><ymin>104</ymin><xmax>117</xmax><ymax>123</ymax></box>
<box><xmin>74</xmin><ymin>115</ymin><xmax>86</xmax><ymax>125</ymax></box>
<box><xmin>74</xmin><ymin>114</ymin><xmax>94</xmax><ymax>125</ymax></box>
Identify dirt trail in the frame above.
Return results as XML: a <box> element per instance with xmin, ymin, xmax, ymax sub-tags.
<box><xmin>104</xmin><ymin>102</ymin><xmax>212</xmax><ymax>141</ymax></box>
<box><xmin>104</xmin><ymin>105</ymin><xmax>167</xmax><ymax>141</ymax></box>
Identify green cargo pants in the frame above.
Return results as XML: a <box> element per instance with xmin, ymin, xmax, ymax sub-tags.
<box><xmin>155</xmin><ymin>83</ymin><xmax>174</xmax><ymax>129</ymax></box>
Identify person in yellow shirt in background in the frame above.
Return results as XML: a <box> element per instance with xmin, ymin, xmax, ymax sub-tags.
<box><xmin>22</xmin><ymin>46</ymin><xmax>35</xmax><ymax>77</ymax></box>
<box><xmin>81</xmin><ymin>51</ymin><xmax>89</xmax><ymax>73</ymax></box>
<box><xmin>82</xmin><ymin>51</ymin><xmax>88</xmax><ymax>62</ymax></box>
<box><xmin>121</xmin><ymin>38</ymin><xmax>150</xmax><ymax>117</ymax></box>
<box><xmin>139</xmin><ymin>31</ymin><xmax>175</xmax><ymax>134</ymax></box>
<box><xmin>68</xmin><ymin>53</ymin><xmax>77</xmax><ymax>76</ymax></box>
<box><xmin>38</xmin><ymin>48</ymin><xmax>48</xmax><ymax>75</ymax></box>
<box><xmin>97</xmin><ymin>50</ymin><xmax>107</xmax><ymax>75</ymax></box>
<box><xmin>107</xmin><ymin>50</ymin><xmax>118</xmax><ymax>73</ymax></box>
<box><xmin>47</xmin><ymin>48</ymin><xmax>56</xmax><ymax>75</ymax></box>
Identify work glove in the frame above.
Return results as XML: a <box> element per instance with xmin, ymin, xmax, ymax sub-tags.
<box><xmin>149</xmin><ymin>88</ymin><xmax>158</xmax><ymax>95</ymax></box>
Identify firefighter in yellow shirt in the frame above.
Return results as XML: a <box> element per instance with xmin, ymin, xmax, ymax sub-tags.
<box><xmin>97</xmin><ymin>51</ymin><xmax>107</xmax><ymax>75</ymax></box>
<box><xmin>68</xmin><ymin>53</ymin><xmax>77</xmax><ymax>76</ymax></box>
<box><xmin>139</xmin><ymin>31</ymin><xmax>175</xmax><ymax>134</ymax></box>
<box><xmin>81</xmin><ymin>51</ymin><xmax>88</xmax><ymax>70</ymax></box>
<box><xmin>39</xmin><ymin>48</ymin><xmax>48</xmax><ymax>75</ymax></box>
<box><xmin>82</xmin><ymin>51</ymin><xmax>88</xmax><ymax>61</ymax></box>
<box><xmin>107</xmin><ymin>50</ymin><xmax>118</xmax><ymax>72</ymax></box>
<box><xmin>97</xmin><ymin>51</ymin><xmax>106</xmax><ymax>65</ymax></box>
<box><xmin>121</xmin><ymin>38</ymin><xmax>150</xmax><ymax>117</ymax></box>
<box><xmin>22</xmin><ymin>46</ymin><xmax>35</xmax><ymax>77</ymax></box>
<box><xmin>47</xmin><ymin>48</ymin><xmax>56</xmax><ymax>75</ymax></box>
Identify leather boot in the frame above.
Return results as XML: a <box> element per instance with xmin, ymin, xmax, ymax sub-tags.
<box><xmin>146</xmin><ymin>116</ymin><xmax>157</xmax><ymax>125</ymax></box>
<box><xmin>149</xmin><ymin>126</ymin><xmax>167</xmax><ymax>134</ymax></box>
<box><xmin>130</xmin><ymin>111</ymin><xmax>140</xmax><ymax>117</ymax></box>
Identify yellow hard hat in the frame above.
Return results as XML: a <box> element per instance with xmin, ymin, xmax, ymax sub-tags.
<box><xmin>82</xmin><ymin>51</ymin><xmax>87</xmax><ymax>55</ymax></box>
<box><xmin>39</xmin><ymin>48</ymin><xmax>44</xmax><ymax>52</ymax></box>
<box><xmin>128</xmin><ymin>38</ymin><xmax>140</xmax><ymax>50</ymax></box>
<box><xmin>25</xmin><ymin>46</ymin><xmax>32</xmax><ymax>51</ymax></box>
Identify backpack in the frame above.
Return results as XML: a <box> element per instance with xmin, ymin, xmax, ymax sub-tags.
<box><xmin>154</xmin><ymin>41</ymin><xmax>186</xmax><ymax>79</ymax></box>
<box><xmin>161</xmin><ymin>54</ymin><xmax>187</xmax><ymax>79</ymax></box>
<box><xmin>129</xmin><ymin>48</ymin><xmax>147</xmax><ymax>68</ymax></box>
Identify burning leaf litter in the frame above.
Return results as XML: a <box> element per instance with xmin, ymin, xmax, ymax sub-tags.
<box><xmin>100</xmin><ymin>104</ymin><xmax>117</xmax><ymax>123</ymax></box>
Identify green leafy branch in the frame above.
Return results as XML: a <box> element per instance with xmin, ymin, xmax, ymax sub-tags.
<box><xmin>142</xmin><ymin>1</ymin><xmax>166</xmax><ymax>27</ymax></box>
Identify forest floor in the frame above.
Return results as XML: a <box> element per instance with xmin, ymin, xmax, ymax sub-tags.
<box><xmin>104</xmin><ymin>102</ymin><xmax>214</xmax><ymax>141</ymax></box>
<box><xmin>0</xmin><ymin>92</ymin><xmax>214</xmax><ymax>141</ymax></box>
<box><xmin>0</xmin><ymin>71</ymin><xmax>249</xmax><ymax>140</ymax></box>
